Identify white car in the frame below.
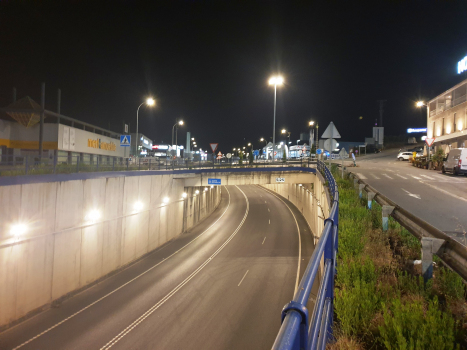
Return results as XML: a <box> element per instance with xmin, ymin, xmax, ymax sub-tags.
<box><xmin>397</xmin><ymin>152</ymin><xmax>413</xmax><ymax>161</ymax></box>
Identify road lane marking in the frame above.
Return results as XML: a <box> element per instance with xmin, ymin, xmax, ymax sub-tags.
<box><xmin>238</xmin><ymin>270</ymin><xmax>249</xmax><ymax>287</ymax></box>
<box><xmin>99</xmin><ymin>186</ymin><xmax>250</xmax><ymax>350</ymax></box>
<box><xmin>382</xmin><ymin>174</ymin><xmax>393</xmax><ymax>179</ymax></box>
<box><xmin>410</xmin><ymin>175</ymin><xmax>422</xmax><ymax>180</ymax></box>
<box><xmin>262</xmin><ymin>237</ymin><xmax>266</xmax><ymax>245</ymax></box>
<box><xmin>268</xmin><ymin>208</ymin><xmax>270</xmax><ymax>212</ymax></box>
<box><xmin>258</xmin><ymin>185</ymin><xmax>301</xmax><ymax>296</ymax></box>
<box><xmin>420</xmin><ymin>180</ymin><xmax>467</xmax><ymax>203</ymax></box>
<box><xmin>401</xmin><ymin>188</ymin><xmax>421</xmax><ymax>199</ymax></box>
<box><xmin>370</xmin><ymin>174</ymin><xmax>380</xmax><ymax>179</ymax></box>
<box><xmin>396</xmin><ymin>174</ymin><xmax>407</xmax><ymax>179</ymax></box>
<box><xmin>10</xmin><ymin>186</ymin><xmax>235</xmax><ymax>350</ymax></box>
<box><xmin>421</xmin><ymin>175</ymin><xmax>435</xmax><ymax>180</ymax></box>
<box><xmin>269</xmin><ymin>219</ymin><xmax>270</xmax><ymax>224</ymax></box>
<box><xmin>356</xmin><ymin>173</ymin><xmax>367</xmax><ymax>179</ymax></box>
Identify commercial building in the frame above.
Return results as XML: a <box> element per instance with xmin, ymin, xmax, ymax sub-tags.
<box><xmin>427</xmin><ymin>78</ymin><xmax>467</xmax><ymax>152</ymax></box>
<box><xmin>0</xmin><ymin>96</ymin><xmax>127</xmax><ymax>164</ymax></box>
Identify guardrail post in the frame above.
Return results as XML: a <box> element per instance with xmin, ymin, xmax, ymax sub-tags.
<box><xmin>421</xmin><ymin>237</ymin><xmax>445</xmax><ymax>282</ymax></box>
<box><xmin>359</xmin><ymin>184</ymin><xmax>365</xmax><ymax>198</ymax></box>
<box><xmin>382</xmin><ymin>205</ymin><xmax>395</xmax><ymax>231</ymax></box>
<box><xmin>367</xmin><ymin>192</ymin><xmax>375</xmax><ymax>209</ymax></box>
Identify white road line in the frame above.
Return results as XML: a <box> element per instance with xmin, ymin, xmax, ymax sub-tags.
<box><xmin>396</xmin><ymin>174</ymin><xmax>407</xmax><ymax>179</ymax></box>
<box><xmin>265</xmin><ymin>201</ymin><xmax>267</xmax><ymax>203</ymax></box>
<box><xmin>99</xmin><ymin>186</ymin><xmax>250</xmax><ymax>350</ymax></box>
<box><xmin>262</xmin><ymin>237</ymin><xmax>266</xmax><ymax>245</ymax></box>
<box><xmin>268</xmin><ymin>208</ymin><xmax>270</xmax><ymax>212</ymax></box>
<box><xmin>356</xmin><ymin>173</ymin><xmax>367</xmax><ymax>179</ymax></box>
<box><xmin>238</xmin><ymin>270</ymin><xmax>249</xmax><ymax>287</ymax></box>
<box><xmin>370</xmin><ymin>174</ymin><xmax>380</xmax><ymax>179</ymax></box>
<box><xmin>410</xmin><ymin>175</ymin><xmax>422</xmax><ymax>180</ymax></box>
<box><xmin>10</xmin><ymin>187</ymin><xmax>235</xmax><ymax>350</ymax></box>
<box><xmin>421</xmin><ymin>175</ymin><xmax>435</xmax><ymax>180</ymax></box>
<box><xmin>258</xmin><ymin>185</ymin><xmax>301</xmax><ymax>296</ymax></box>
<box><xmin>382</xmin><ymin>174</ymin><xmax>393</xmax><ymax>179</ymax></box>
<box><xmin>420</xmin><ymin>181</ymin><xmax>467</xmax><ymax>203</ymax></box>
<box><xmin>269</xmin><ymin>219</ymin><xmax>270</xmax><ymax>224</ymax></box>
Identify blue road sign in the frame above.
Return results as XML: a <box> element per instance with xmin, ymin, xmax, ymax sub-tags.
<box><xmin>120</xmin><ymin>135</ymin><xmax>131</xmax><ymax>147</ymax></box>
<box><xmin>316</xmin><ymin>149</ymin><xmax>322</xmax><ymax>155</ymax></box>
<box><xmin>208</xmin><ymin>178</ymin><xmax>221</xmax><ymax>185</ymax></box>
<box><xmin>253</xmin><ymin>150</ymin><xmax>259</xmax><ymax>156</ymax></box>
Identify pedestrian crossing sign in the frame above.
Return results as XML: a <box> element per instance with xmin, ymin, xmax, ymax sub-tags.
<box><xmin>120</xmin><ymin>135</ymin><xmax>131</xmax><ymax>147</ymax></box>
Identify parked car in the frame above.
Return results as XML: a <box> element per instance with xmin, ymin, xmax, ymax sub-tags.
<box><xmin>397</xmin><ymin>151</ymin><xmax>413</xmax><ymax>161</ymax></box>
<box><xmin>442</xmin><ymin>148</ymin><xmax>467</xmax><ymax>175</ymax></box>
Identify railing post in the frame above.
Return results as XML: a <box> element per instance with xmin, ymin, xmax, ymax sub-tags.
<box><xmin>367</xmin><ymin>192</ymin><xmax>375</xmax><ymax>209</ymax></box>
<box><xmin>359</xmin><ymin>184</ymin><xmax>365</xmax><ymax>198</ymax></box>
<box><xmin>77</xmin><ymin>156</ymin><xmax>80</xmax><ymax>173</ymax></box>
<box><xmin>382</xmin><ymin>205</ymin><xmax>395</xmax><ymax>231</ymax></box>
<box><xmin>421</xmin><ymin>237</ymin><xmax>445</xmax><ymax>282</ymax></box>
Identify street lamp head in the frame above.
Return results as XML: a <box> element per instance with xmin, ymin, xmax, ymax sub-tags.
<box><xmin>248</xmin><ymin>143</ymin><xmax>251</xmax><ymax>146</ymax></box>
<box><xmin>416</xmin><ymin>101</ymin><xmax>425</xmax><ymax>107</ymax></box>
<box><xmin>178</xmin><ymin>120</ymin><xmax>184</xmax><ymax>125</ymax></box>
<box><xmin>281</xmin><ymin>129</ymin><xmax>286</xmax><ymax>134</ymax></box>
<box><xmin>269</xmin><ymin>76</ymin><xmax>284</xmax><ymax>86</ymax></box>
<box><xmin>243</xmin><ymin>146</ymin><xmax>245</xmax><ymax>149</ymax></box>
<box><xmin>260</xmin><ymin>138</ymin><xmax>264</xmax><ymax>142</ymax></box>
<box><xmin>146</xmin><ymin>98</ymin><xmax>155</xmax><ymax>106</ymax></box>
<box><xmin>309</xmin><ymin>121</ymin><xmax>315</xmax><ymax>126</ymax></box>
<box><xmin>233</xmin><ymin>148</ymin><xmax>236</xmax><ymax>150</ymax></box>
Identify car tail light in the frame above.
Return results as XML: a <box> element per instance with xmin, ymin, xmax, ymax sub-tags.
<box><xmin>459</xmin><ymin>159</ymin><xmax>462</xmax><ymax>167</ymax></box>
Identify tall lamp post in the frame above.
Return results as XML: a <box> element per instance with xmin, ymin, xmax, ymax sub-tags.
<box><xmin>309</xmin><ymin>121</ymin><xmax>319</xmax><ymax>153</ymax></box>
<box><xmin>259</xmin><ymin>137</ymin><xmax>267</xmax><ymax>159</ymax></box>
<box><xmin>136</xmin><ymin>98</ymin><xmax>155</xmax><ymax>157</ymax></box>
<box><xmin>172</xmin><ymin>120</ymin><xmax>184</xmax><ymax>157</ymax></box>
<box><xmin>269</xmin><ymin>75</ymin><xmax>284</xmax><ymax>161</ymax></box>
<box><xmin>416</xmin><ymin>101</ymin><xmax>429</xmax><ymax>160</ymax></box>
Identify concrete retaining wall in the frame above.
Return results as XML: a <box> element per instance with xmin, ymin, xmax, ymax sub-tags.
<box><xmin>0</xmin><ymin>175</ymin><xmax>221</xmax><ymax>328</ymax></box>
<box><xmin>260</xmin><ymin>172</ymin><xmax>330</xmax><ymax>242</ymax></box>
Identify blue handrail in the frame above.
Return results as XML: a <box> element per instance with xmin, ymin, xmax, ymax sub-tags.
<box><xmin>272</xmin><ymin>160</ymin><xmax>338</xmax><ymax>350</ymax></box>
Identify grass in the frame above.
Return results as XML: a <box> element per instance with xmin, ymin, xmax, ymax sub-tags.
<box><xmin>330</xmin><ymin>170</ymin><xmax>466</xmax><ymax>349</ymax></box>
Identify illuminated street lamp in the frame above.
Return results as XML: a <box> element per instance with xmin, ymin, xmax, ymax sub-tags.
<box><xmin>416</xmin><ymin>101</ymin><xmax>425</xmax><ymax>107</ymax></box>
<box><xmin>136</xmin><ymin>98</ymin><xmax>155</xmax><ymax>157</ymax></box>
<box><xmin>172</xmin><ymin>119</ymin><xmax>184</xmax><ymax>157</ymax></box>
<box><xmin>269</xmin><ymin>75</ymin><xmax>284</xmax><ymax>160</ymax></box>
<box><xmin>309</xmin><ymin>120</ymin><xmax>319</xmax><ymax>152</ymax></box>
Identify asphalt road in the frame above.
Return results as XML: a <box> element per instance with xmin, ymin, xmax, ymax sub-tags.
<box><xmin>349</xmin><ymin>149</ymin><xmax>467</xmax><ymax>245</ymax></box>
<box><xmin>0</xmin><ymin>185</ymin><xmax>314</xmax><ymax>350</ymax></box>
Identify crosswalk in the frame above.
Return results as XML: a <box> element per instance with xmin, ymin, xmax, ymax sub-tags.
<box><xmin>358</xmin><ymin>172</ymin><xmax>467</xmax><ymax>183</ymax></box>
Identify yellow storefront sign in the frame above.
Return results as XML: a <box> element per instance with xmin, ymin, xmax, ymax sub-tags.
<box><xmin>88</xmin><ymin>138</ymin><xmax>116</xmax><ymax>152</ymax></box>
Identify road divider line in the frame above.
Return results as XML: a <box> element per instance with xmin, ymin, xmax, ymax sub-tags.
<box><xmin>411</xmin><ymin>175</ymin><xmax>422</xmax><ymax>180</ymax></box>
<box><xmin>356</xmin><ymin>173</ymin><xmax>367</xmax><ymax>179</ymax></box>
<box><xmin>262</xmin><ymin>237</ymin><xmax>266</xmax><ymax>245</ymax></box>
<box><xmin>396</xmin><ymin>174</ymin><xmax>407</xmax><ymax>179</ymax></box>
<box><xmin>420</xmin><ymin>181</ymin><xmax>467</xmax><ymax>203</ymax></box>
<box><xmin>238</xmin><ymin>270</ymin><xmax>249</xmax><ymax>287</ymax></box>
<box><xmin>10</xmin><ymin>186</ymin><xmax>234</xmax><ymax>350</ymax></box>
<box><xmin>269</xmin><ymin>219</ymin><xmax>270</xmax><ymax>224</ymax></box>
<box><xmin>257</xmin><ymin>185</ymin><xmax>301</xmax><ymax>296</ymax></box>
<box><xmin>370</xmin><ymin>174</ymin><xmax>380</xmax><ymax>179</ymax></box>
<box><xmin>382</xmin><ymin>174</ymin><xmax>393</xmax><ymax>179</ymax></box>
<box><xmin>421</xmin><ymin>175</ymin><xmax>435</xmax><ymax>180</ymax></box>
<box><xmin>99</xmin><ymin>185</ymin><xmax>250</xmax><ymax>350</ymax></box>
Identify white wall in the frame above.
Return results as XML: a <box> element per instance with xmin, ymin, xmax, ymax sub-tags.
<box><xmin>0</xmin><ymin>174</ymin><xmax>221</xmax><ymax>329</ymax></box>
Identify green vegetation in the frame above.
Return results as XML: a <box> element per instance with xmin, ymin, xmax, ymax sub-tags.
<box><xmin>330</xmin><ymin>170</ymin><xmax>466</xmax><ymax>350</ymax></box>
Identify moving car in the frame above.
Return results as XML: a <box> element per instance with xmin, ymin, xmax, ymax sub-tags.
<box><xmin>442</xmin><ymin>148</ymin><xmax>467</xmax><ymax>175</ymax></box>
<box><xmin>397</xmin><ymin>151</ymin><xmax>413</xmax><ymax>161</ymax></box>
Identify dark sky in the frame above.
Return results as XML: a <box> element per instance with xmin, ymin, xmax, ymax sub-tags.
<box><xmin>1</xmin><ymin>1</ymin><xmax>467</xmax><ymax>154</ymax></box>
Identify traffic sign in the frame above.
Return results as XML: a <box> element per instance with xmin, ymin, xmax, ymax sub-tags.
<box><xmin>276</xmin><ymin>177</ymin><xmax>285</xmax><ymax>183</ymax></box>
<box><xmin>210</xmin><ymin>143</ymin><xmax>219</xmax><ymax>152</ymax></box>
<box><xmin>120</xmin><ymin>135</ymin><xmax>131</xmax><ymax>147</ymax></box>
<box><xmin>208</xmin><ymin>178</ymin><xmax>221</xmax><ymax>185</ymax></box>
<box><xmin>216</xmin><ymin>151</ymin><xmax>223</xmax><ymax>159</ymax></box>
<box><xmin>324</xmin><ymin>139</ymin><xmax>337</xmax><ymax>152</ymax></box>
<box><xmin>425</xmin><ymin>138</ymin><xmax>435</xmax><ymax>147</ymax></box>
<box><xmin>226</xmin><ymin>153</ymin><xmax>232</xmax><ymax>159</ymax></box>
<box><xmin>339</xmin><ymin>148</ymin><xmax>348</xmax><ymax>158</ymax></box>
<box><xmin>321</xmin><ymin>122</ymin><xmax>341</xmax><ymax>139</ymax></box>
<box><xmin>316</xmin><ymin>149</ymin><xmax>322</xmax><ymax>155</ymax></box>
<box><xmin>253</xmin><ymin>150</ymin><xmax>259</xmax><ymax>156</ymax></box>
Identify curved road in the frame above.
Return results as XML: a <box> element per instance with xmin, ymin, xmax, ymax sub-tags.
<box><xmin>0</xmin><ymin>185</ymin><xmax>314</xmax><ymax>350</ymax></box>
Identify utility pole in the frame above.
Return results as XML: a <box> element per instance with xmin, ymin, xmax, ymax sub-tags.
<box><xmin>377</xmin><ymin>100</ymin><xmax>386</xmax><ymax>127</ymax></box>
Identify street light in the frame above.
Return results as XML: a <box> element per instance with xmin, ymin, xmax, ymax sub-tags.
<box><xmin>269</xmin><ymin>75</ymin><xmax>284</xmax><ymax>161</ymax></box>
<box><xmin>416</xmin><ymin>101</ymin><xmax>425</xmax><ymax>107</ymax></box>
<box><xmin>172</xmin><ymin>119</ymin><xmax>184</xmax><ymax>158</ymax></box>
<box><xmin>309</xmin><ymin>120</ymin><xmax>319</xmax><ymax>153</ymax></box>
<box><xmin>136</xmin><ymin>98</ymin><xmax>155</xmax><ymax>157</ymax></box>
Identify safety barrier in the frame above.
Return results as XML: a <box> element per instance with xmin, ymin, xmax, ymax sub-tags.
<box><xmin>272</xmin><ymin>160</ymin><xmax>338</xmax><ymax>350</ymax></box>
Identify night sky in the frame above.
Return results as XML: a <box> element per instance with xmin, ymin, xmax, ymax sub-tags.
<box><xmin>1</xmin><ymin>1</ymin><xmax>467</xmax><ymax>154</ymax></box>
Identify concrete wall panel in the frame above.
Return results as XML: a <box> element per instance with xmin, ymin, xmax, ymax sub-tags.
<box><xmin>55</xmin><ymin>181</ymin><xmax>84</xmax><ymax>232</ymax></box>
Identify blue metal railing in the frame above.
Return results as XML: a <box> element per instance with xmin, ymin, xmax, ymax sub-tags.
<box><xmin>273</xmin><ymin>160</ymin><xmax>338</xmax><ymax>350</ymax></box>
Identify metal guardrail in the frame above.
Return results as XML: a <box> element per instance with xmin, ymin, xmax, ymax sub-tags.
<box><xmin>273</xmin><ymin>160</ymin><xmax>338</xmax><ymax>350</ymax></box>
<box><xmin>350</xmin><ymin>172</ymin><xmax>467</xmax><ymax>282</ymax></box>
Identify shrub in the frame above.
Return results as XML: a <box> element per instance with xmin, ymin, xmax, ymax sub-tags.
<box><xmin>379</xmin><ymin>297</ymin><xmax>458</xmax><ymax>350</ymax></box>
<box><xmin>435</xmin><ymin>268</ymin><xmax>465</xmax><ymax>301</ymax></box>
